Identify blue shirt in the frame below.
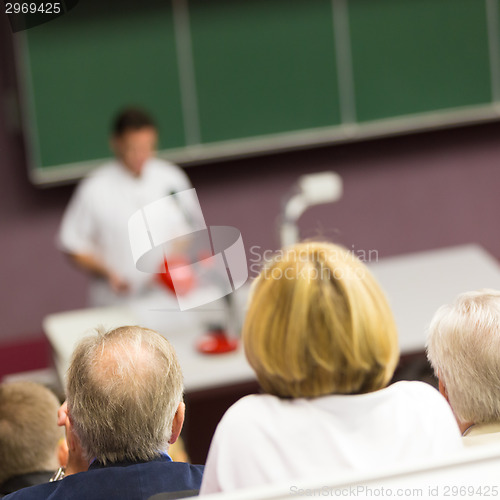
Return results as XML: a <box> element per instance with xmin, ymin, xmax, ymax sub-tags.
<box><xmin>3</xmin><ymin>455</ymin><xmax>204</xmax><ymax>500</ymax></box>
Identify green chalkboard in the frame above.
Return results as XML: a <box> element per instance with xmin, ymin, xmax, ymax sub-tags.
<box><xmin>16</xmin><ymin>0</ymin><xmax>500</xmax><ymax>184</ymax></box>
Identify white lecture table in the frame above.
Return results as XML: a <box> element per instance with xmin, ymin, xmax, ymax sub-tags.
<box><xmin>44</xmin><ymin>244</ymin><xmax>500</xmax><ymax>393</ymax></box>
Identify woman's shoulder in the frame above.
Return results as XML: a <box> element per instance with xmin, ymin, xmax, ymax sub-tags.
<box><xmin>387</xmin><ymin>380</ymin><xmax>445</xmax><ymax>401</ymax></box>
<box><xmin>216</xmin><ymin>393</ymin><xmax>303</xmax><ymax>437</ymax></box>
<box><xmin>384</xmin><ymin>381</ymin><xmax>458</xmax><ymax>422</ymax></box>
<box><xmin>222</xmin><ymin>394</ymin><xmax>281</xmax><ymax>421</ymax></box>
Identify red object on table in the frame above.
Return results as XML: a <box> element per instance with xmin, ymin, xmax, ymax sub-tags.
<box><xmin>196</xmin><ymin>328</ymin><xmax>239</xmax><ymax>355</ymax></box>
<box><xmin>157</xmin><ymin>256</ymin><xmax>195</xmax><ymax>295</ymax></box>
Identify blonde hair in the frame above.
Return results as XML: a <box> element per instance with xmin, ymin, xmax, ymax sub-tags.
<box><xmin>0</xmin><ymin>382</ymin><xmax>62</xmax><ymax>484</ymax></box>
<box><xmin>67</xmin><ymin>326</ymin><xmax>183</xmax><ymax>464</ymax></box>
<box><xmin>426</xmin><ymin>289</ymin><xmax>500</xmax><ymax>424</ymax></box>
<box><xmin>243</xmin><ymin>242</ymin><xmax>399</xmax><ymax>398</ymax></box>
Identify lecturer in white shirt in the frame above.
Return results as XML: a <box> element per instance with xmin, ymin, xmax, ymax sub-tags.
<box><xmin>59</xmin><ymin>108</ymin><xmax>194</xmax><ymax>306</ymax></box>
<box><xmin>200</xmin><ymin>242</ymin><xmax>463</xmax><ymax>494</ymax></box>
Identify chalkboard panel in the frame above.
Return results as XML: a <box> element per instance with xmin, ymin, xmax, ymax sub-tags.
<box><xmin>190</xmin><ymin>0</ymin><xmax>341</xmax><ymax>143</ymax></box>
<box><xmin>349</xmin><ymin>0</ymin><xmax>492</xmax><ymax>122</ymax></box>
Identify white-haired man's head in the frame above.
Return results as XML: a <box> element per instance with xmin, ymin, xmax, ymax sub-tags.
<box><xmin>426</xmin><ymin>289</ymin><xmax>500</xmax><ymax>426</ymax></box>
<box><xmin>66</xmin><ymin>325</ymin><xmax>184</xmax><ymax>465</ymax></box>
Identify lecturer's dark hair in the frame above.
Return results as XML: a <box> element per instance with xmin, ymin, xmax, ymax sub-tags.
<box><xmin>112</xmin><ymin>107</ymin><xmax>157</xmax><ymax>137</ymax></box>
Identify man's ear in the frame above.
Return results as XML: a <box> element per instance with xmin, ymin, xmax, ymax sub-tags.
<box><xmin>65</xmin><ymin>409</ymin><xmax>80</xmax><ymax>453</ymax></box>
<box><xmin>438</xmin><ymin>373</ymin><xmax>449</xmax><ymax>402</ymax></box>
<box><xmin>64</xmin><ymin>409</ymin><xmax>90</xmax><ymax>475</ymax></box>
<box><xmin>169</xmin><ymin>402</ymin><xmax>185</xmax><ymax>445</ymax></box>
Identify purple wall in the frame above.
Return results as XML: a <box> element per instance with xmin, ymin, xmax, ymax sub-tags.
<box><xmin>2</xmin><ymin>16</ymin><xmax>500</xmax><ymax>345</ymax></box>
<box><xmin>190</xmin><ymin>125</ymin><xmax>500</xmax><ymax>262</ymax></box>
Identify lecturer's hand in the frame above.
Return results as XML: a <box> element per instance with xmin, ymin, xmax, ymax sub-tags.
<box><xmin>67</xmin><ymin>252</ymin><xmax>130</xmax><ymax>295</ymax></box>
<box><xmin>108</xmin><ymin>272</ymin><xmax>130</xmax><ymax>294</ymax></box>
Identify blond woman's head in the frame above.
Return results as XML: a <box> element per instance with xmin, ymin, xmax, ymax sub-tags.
<box><xmin>243</xmin><ymin>242</ymin><xmax>399</xmax><ymax>398</ymax></box>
